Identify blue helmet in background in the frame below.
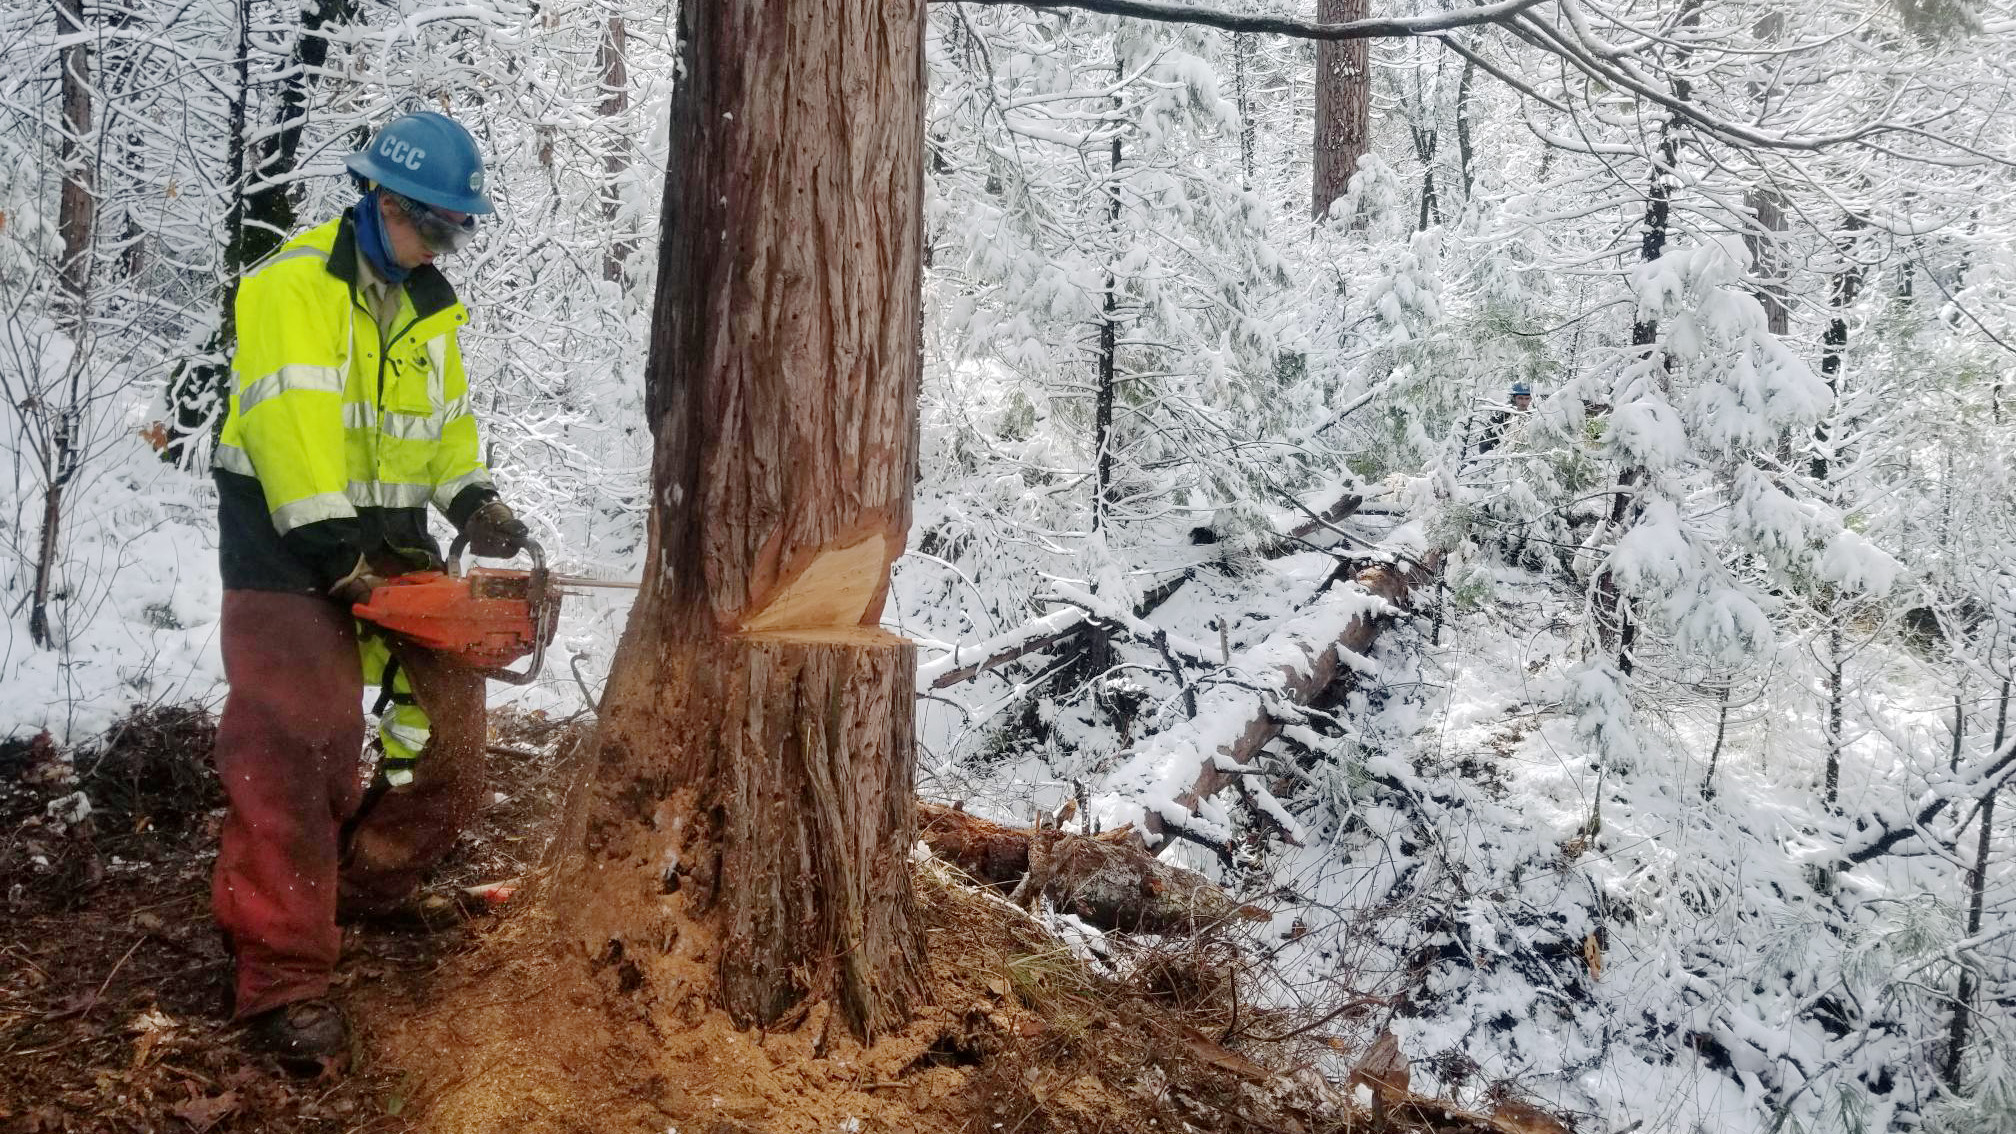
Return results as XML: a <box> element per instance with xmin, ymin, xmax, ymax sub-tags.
<box><xmin>1510</xmin><ymin>382</ymin><xmax>1533</xmax><ymax>397</ymax></box>
<box><xmin>345</xmin><ymin>112</ymin><xmax>494</xmax><ymax>215</ymax></box>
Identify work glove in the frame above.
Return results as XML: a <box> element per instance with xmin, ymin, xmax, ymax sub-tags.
<box><xmin>462</xmin><ymin>498</ymin><xmax>530</xmax><ymax>559</ymax></box>
<box><xmin>329</xmin><ymin>556</ymin><xmax>388</xmax><ymax>607</ymax></box>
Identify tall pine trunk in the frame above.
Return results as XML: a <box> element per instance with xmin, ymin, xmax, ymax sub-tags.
<box><xmin>547</xmin><ymin>0</ymin><xmax>928</xmax><ymax>1042</ymax></box>
<box><xmin>1824</xmin><ymin>620</ymin><xmax>1844</xmax><ymax>808</ymax></box>
<box><xmin>1311</xmin><ymin>0</ymin><xmax>1369</xmax><ymax>220</ymax></box>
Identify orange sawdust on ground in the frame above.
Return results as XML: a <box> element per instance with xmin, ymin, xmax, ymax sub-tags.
<box><xmin>358</xmin><ymin>854</ymin><xmax>1363</xmax><ymax>1134</ymax></box>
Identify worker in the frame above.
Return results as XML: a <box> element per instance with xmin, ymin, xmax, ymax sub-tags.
<box><xmin>1477</xmin><ymin>381</ymin><xmax>1533</xmax><ymax>455</ymax></box>
<box><xmin>208</xmin><ymin>111</ymin><xmax>528</xmax><ymax>1070</ymax></box>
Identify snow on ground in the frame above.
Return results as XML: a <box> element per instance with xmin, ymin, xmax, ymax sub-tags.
<box><xmin>3</xmin><ymin>434</ymin><xmax>226</xmax><ymax>744</ymax></box>
<box><xmin>1250</xmin><ymin>566</ymin><xmax>2013</xmax><ymax>1134</ymax></box>
<box><xmin>1</xmin><ymin>431</ymin><xmax>630</xmax><ymax>748</ymax></box>
<box><xmin>908</xmin><ymin>523</ymin><xmax>2013</xmax><ymax>1133</ymax></box>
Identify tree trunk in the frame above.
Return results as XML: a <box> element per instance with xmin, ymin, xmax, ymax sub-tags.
<box><xmin>1944</xmin><ymin>677</ymin><xmax>2006</xmax><ymax>1089</ymax></box>
<box><xmin>1454</xmin><ymin>54</ymin><xmax>1475</xmax><ymax>199</ymax></box>
<box><xmin>1094</xmin><ymin>128</ymin><xmax>1121</xmax><ymax>531</ymax></box>
<box><xmin>1742</xmin><ymin>12</ymin><xmax>1788</xmax><ymax>338</ymax></box>
<box><xmin>547</xmin><ymin>0</ymin><xmax>928</xmax><ymax>1043</ymax></box>
<box><xmin>1743</xmin><ymin>186</ymin><xmax>1788</xmax><ymax>336</ymax></box>
<box><xmin>1101</xmin><ymin>558</ymin><xmax>1432</xmax><ymax>849</ymax></box>
<box><xmin>920</xmin><ymin>493</ymin><xmax>1362</xmax><ymax>690</ymax></box>
<box><xmin>33</xmin><ymin>0</ymin><xmax>94</xmax><ymax>647</ymax></box>
<box><xmin>1811</xmin><ymin>215</ymin><xmax>1864</xmax><ymax>483</ymax></box>
<box><xmin>916</xmin><ymin>802</ymin><xmax>1266</xmax><ymax>935</ymax></box>
<box><xmin>54</xmin><ymin>0</ymin><xmax>93</xmax><ymax>329</ymax></box>
<box><xmin>167</xmin><ymin>0</ymin><xmax>357</xmax><ymax>464</ymax></box>
<box><xmin>1410</xmin><ymin>118</ymin><xmax>1438</xmax><ymax>231</ymax></box>
<box><xmin>598</xmin><ymin>14</ymin><xmax>632</xmax><ymax>282</ymax></box>
<box><xmin>1311</xmin><ymin>0</ymin><xmax>1369</xmax><ymax>220</ymax></box>
<box><xmin>1824</xmin><ymin>619</ymin><xmax>1844</xmax><ymax>809</ymax></box>
<box><xmin>1233</xmin><ymin>31</ymin><xmax>1255</xmax><ymax>186</ymax></box>
<box><xmin>1702</xmin><ymin>679</ymin><xmax>1731</xmax><ymax>801</ymax></box>
<box><xmin>247</xmin><ymin>0</ymin><xmax>356</xmax><ymax>262</ymax></box>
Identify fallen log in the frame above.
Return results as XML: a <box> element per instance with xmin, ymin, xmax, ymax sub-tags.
<box><xmin>920</xmin><ymin>608</ymin><xmax>1089</xmax><ymax>688</ymax></box>
<box><xmin>921</xmin><ymin>491</ymin><xmax>1363</xmax><ymax>689</ymax></box>
<box><xmin>1096</xmin><ymin>555</ymin><xmax>1436</xmax><ymax>848</ymax></box>
<box><xmin>916</xmin><ymin>801</ymin><xmax>1269</xmax><ymax>936</ymax></box>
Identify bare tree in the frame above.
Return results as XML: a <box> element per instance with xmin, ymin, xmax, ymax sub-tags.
<box><xmin>29</xmin><ymin>0</ymin><xmax>96</xmax><ymax>647</ymax></box>
<box><xmin>165</xmin><ymin>0</ymin><xmax>360</xmax><ymax>464</ymax></box>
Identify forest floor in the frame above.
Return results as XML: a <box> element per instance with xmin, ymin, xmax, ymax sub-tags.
<box><xmin>0</xmin><ymin>706</ymin><xmax>573</xmax><ymax>1133</ymax></box>
<box><xmin>0</xmin><ymin>705</ymin><xmax>1540</xmax><ymax>1134</ymax></box>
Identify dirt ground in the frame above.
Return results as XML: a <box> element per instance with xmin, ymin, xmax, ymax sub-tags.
<box><xmin>0</xmin><ymin>706</ymin><xmax>578</xmax><ymax>1133</ymax></box>
<box><xmin>1</xmin><ymin>706</ymin><xmax>1538</xmax><ymax>1134</ymax></box>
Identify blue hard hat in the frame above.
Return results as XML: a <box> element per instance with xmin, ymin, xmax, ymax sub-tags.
<box><xmin>345</xmin><ymin>112</ymin><xmax>493</xmax><ymax>215</ymax></box>
<box><xmin>1511</xmin><ymin>382</ymin><xmax>1533</xmax><ymax>396</ymax></box>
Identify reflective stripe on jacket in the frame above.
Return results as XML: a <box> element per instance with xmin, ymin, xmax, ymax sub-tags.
<box><xmin>214</xmin><ymin>212</ymin><xmax>495</xmax><ymax>592</ymax></box>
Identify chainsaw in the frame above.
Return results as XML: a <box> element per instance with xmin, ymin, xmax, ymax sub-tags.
<box><xmin>349</xmin><ymin>535</ymin><xmax>638</xmax><ymax>684</ymax></box>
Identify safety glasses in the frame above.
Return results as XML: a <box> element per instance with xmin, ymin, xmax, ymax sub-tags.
<box><xmin>400</xmin><ymin>198</ymin><xmax>478</xmax><ymax>255</ymax></box>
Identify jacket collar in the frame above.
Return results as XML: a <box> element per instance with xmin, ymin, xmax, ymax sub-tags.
<box><xmin>328</xmin><ymin>211</ymin><xmax>459</xmax><ymax>321</ymax></box>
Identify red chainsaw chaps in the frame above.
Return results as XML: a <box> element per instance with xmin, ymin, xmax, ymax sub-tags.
<box><xmin>211</xmin><ymin>591</ymin><xmax>365</xmax><ymax>1018</ymax></box>
<box><xmin>211</xmin><ymin>590</ymin><xmax>491</xmax><ymax>1018</ymax></box>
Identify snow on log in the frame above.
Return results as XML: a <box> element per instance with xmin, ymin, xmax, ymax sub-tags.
<box><xmin>1092</xmin><ymin>557</ymin><xmax>1430</xmax><ymax>847</ymax></box>
<box><xmin>917</xmin><ymin>490</ymin><xmax>1363</xmax><ymax>689</ymax></box>
<box><xmin>916</xmin><ymin>801</ymin><xmax>1268</xmax><ymax>935</ymax></box>
<box><xmin>918</xmin><ymin>607</ymin><xmax>1088</xmax><ymax>688</ymax></box>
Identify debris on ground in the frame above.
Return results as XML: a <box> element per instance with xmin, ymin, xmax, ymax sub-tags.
<box><xmin>3</xmin><ymin>704</ymin><xmax>1565</xmax><ymax>1134</ymax></box>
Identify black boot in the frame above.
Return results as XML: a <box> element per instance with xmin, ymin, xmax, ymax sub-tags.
<box><xmin>245</xmin><ymin>999</ymin><xmax>347</xmax><ymax>1074</ymax></box>
<box><xmin>336</xmin><ymin>889</ymin><xmax>476</xmax><ymax>933</ymax></box>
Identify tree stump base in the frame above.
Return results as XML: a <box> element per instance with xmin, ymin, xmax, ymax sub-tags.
<box><xmin>551</xmin><ymin>626</ymin><xmax>925</xmax><ymax>1041</ymax></box>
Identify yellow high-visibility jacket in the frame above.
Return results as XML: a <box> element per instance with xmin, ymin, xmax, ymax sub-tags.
<box><xmin>214</xmin><ymin>213</ymin><xmax>495</xmax><ymax>592</ymax></box>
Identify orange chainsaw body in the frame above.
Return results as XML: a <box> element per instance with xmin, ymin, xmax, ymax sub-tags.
<box><xmin>350</xmin><ymin>567</ymin><xmax>559</xmax><ymax>677</ymax></box>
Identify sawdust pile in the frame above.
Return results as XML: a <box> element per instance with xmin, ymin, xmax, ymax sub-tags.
<box><xmin>360</xmin><ymin>854</ymin><xmax>1361</xmax><ymax>1134</ymax></box>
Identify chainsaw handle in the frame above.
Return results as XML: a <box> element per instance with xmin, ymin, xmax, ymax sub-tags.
<box><xmin>445</xmin><ymin>533</ymin><xmax>553</xmax><ymax>685</ymax></box>
<box><xmin>446</xmin><ymin>533</ymin><xmax>545</xmax><ymax>576</ymax></box>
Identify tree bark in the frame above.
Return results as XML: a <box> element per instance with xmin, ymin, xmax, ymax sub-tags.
<box><xmin>1454</xmin><ymin>53</ymin><xmax>1476</xmax><ymax>199</ymax></box>
<box><xmin>54</xmin><ymin>0</ymin><xmax>93</xmax><ymax>330</ymax></box>
<box><xmin>1094</xmin><ymin>127</ymin><xmax>1121</xmax><ymax>531</ymax></box>
<box><xmin>1743</xmin><ymin>185</ymin><xmax>1789</xmax><ymax>336</ymax></box>
<box><xmin>1233</xmin><ymin>31</ymin><xmax>1256</xmax><ymax>186</ymax></box>
<box><xmin>33</xmin><ymin>0</ymin><xmax>94</xmax><ymax>647</ymax></box>
<box><xmin>598</xmin><ymin>14</ymin><xmax>632</xmax><ymax>282</ymax></box>
<box><xmin>1702</xmin><ymin>679</ymin><xmax>1730</xmax><ymax>801</ymax></box>
<box><xmin>1742</xmin><ymin>12</ymin><xmax>1788</xmax><ymax>338</ymax></box>
<box><xmin>1943</xmin><ymin>677</ymin><xmax>2006</xmax><ymax>1089</ymax></box>
<box><xmin>1312</xmin><ymin>0</ymin><xmax>1370</xmax><ymax>220</ymax></box>
<box><xmin>921</xmin><ymin>493</ymin><xmax>1362</xmax><ymax>689</ymax></box>
<box><xmin>1154</xmin><ymin>559</ymin><xmax>1420</xmax><ymax>835</ymax></box>
<box><xmin>547</xmin><ymin>0</ymin><xmax>928</xmax><ymax>1043</ymax></box>
<box><xmin>1824</xmin><ymin>619</ymin><xmax>1844</xmax><ymax>809</ymax></box>
<box><xmin>1810</xmin><ymin>214</ymin><xmax>1864</xmax><ymax>484</ymax></box>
